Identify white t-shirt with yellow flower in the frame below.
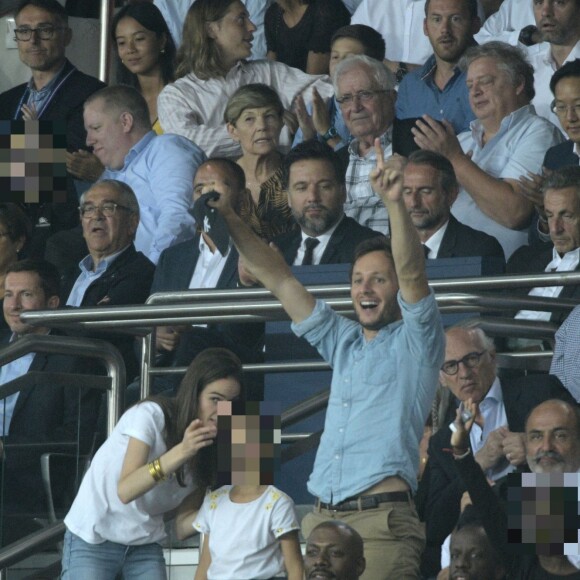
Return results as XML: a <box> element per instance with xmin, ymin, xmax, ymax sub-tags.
<box><xmin>193</xmin><ymin>485</ymin><xmax>299</xmax><ymax>579</ymax></box>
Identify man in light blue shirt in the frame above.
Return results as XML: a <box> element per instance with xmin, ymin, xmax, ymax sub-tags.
<box><xmin>211</xmin><ymin>147</ymin><xmax>445</xmax><ymax>579</ymax></box>
<box><xmin>83</xmin><ymin>85</ymin><xmax>205</xmax><ymax>264</ymax></box>
<box><xmin>396</xmin><ymin>0</ymin><xmax>480</xmax><ymax>134</ymax></box>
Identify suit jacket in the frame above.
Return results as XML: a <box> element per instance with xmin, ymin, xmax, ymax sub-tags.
<box><xmin>0</xmin><ymin>330</ymin><xmax>102</xmax><ymax>516</ymax></box>
<box><xmin>543</xmin><ymin>140</ymin><xmax>578</xmax><ymax>171</ymax></box>
<box><xmin>419</xmin><ymin>373</ymin><xmax>575</xmax><ymax>576</ymax></box>
<box><xmin>437</xmin><ymin>215</ymin><xmax>505</xmax><ymax>263</ymax></box>
<box><xmin>0</xmin><ymin>59</ymin><xmax>106</xmax><ymax>233</ymax></box>
<box><xmin>507</xmin><ymin>242</ymin><xmax>580</xmax><ymax>324</ymax></box>
<box><xmin>60</xmin><ymin>244</ymin><xmax>155</xmax><ymax>379</ymax></box>
<box><xmin>272</xmin><ymin>216</ymin><xmax>381</xmax><ymax>266</ymax></box>
<box><xmin>151</xmin><ymin>235</ymin><xmax>263</xmax><ymax>393</ymax></box>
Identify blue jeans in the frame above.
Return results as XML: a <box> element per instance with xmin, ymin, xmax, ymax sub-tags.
<box><xmin>61</xmin><ymin>529</ymin><xmax>167</xmax><ymax>580</ymax></box>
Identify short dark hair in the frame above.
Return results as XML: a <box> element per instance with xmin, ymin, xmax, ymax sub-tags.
<box><xmin>112</xmin><ymin>2</ymin><xmax>176</xmax><ymax>88</ymax></box>
<box><xmin>308</xmin><ymin>520</ymin><xmax>364</xmax><ymax>558</ymax></box>
<box><xmin>282</xmin><ymin>140</ymin><xmax>346</xmax><ymax>190</ymax></box>
<box><xmin>331</xmin><ymin>25</ymin><xmax>386</xmax><ymax>62</ymax></box>
<box><xmin>542</xmin><ymin>165</ymin><xmax>580</xmax><ymax>197</ymax></box>
<box><xmin>84</xmin><ymin>85</ymin><xmax>151</xmax><ymax>133</ymax></box>
<box><xmin>15</xmin><ymin>0</ymin><xmax>68</xmax><ymax>24</ymax></box>
<box><xmin>407</xmin><ymin>150</ymin><xmax>458</xmax><ymax>196</ymax></box>
<box><xmin>425</xmin><ymin>0</ymin><xmax>479</xmax><ymax>19</ymax></box>
<box><xmin>550</xmin><ymin>58</ymin><xmax>580</xmax><ymax>95</ymax></box>
<box><xmin>200</xmin><ymin>157</ymin><xmax>246</xmax><ymax>193</ymax></box>
<box><xmin>0</xmin><ymin>204</ymin><xmax>32</xmax><ymax>245</ymax></box>
<box><xmin>6</xmin><ymin>258</ymin><xmax>60</xmax><ymax>299</ymax></box>
<box><xmin>349</xmin><ymin>235</ymin><xmax>393</xmax><ymax>280</ymax></box>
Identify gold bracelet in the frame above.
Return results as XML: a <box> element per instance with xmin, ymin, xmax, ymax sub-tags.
<box><xmin>148</xmin><ymin>461</ymin><xmax>162</xmax><ymax>482</ymax></box>
<box><xmin>153</xmin><ymin>458</ymin><xmax>167</xmax><ymax>481</ymax></box>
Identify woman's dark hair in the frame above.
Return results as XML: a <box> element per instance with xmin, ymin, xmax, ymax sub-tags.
<box><xmin>111</xmin><ymin>2</ymin><xmax>176</xmax><ymax>88</ymax></box>
<box><xmin>0</xmin><ymin>204</ymin><xmax>32</xmax><ymax>258</ymax></box>
<box><xmin>149</xmin><ymin>348</ymin><xmax>243</xmax><ymax>487</ymax></box>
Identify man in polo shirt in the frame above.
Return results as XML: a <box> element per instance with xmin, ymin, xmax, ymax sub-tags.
<box><xmin>211</xmin><ymin>146</ymin><xmax>445</xmax><ymax>579</ymax></box>
<box><xmin>396</xmin><ymin>0</ymin><xmax>480</xmax><ymax>134</ymax></box>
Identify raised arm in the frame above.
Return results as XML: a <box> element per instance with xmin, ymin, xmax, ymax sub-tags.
<box><xmin>369</xmin><ymin>140</ymin><xmax>429</xmax><ymax>304</ymax></box>
<box><xmin>208</xmin><ymin>179</ymin><xmax>315</xmax><ymax>324</ymax></box>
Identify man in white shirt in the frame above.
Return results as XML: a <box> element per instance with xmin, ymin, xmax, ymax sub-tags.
<box><xmin>413</xmin><ymin>41</ymin><xmax>563</xmax><ymax>259</ymax></box>
<box><xmin>474</xmin><ymin>0</ymin><xmax>535</xmax><ymax>45</ymax></box>
<box><xmin>508</xmin><ymin>166</ymin><xmax>580</xmax><ymax>324</ymax></box>
<box><xmin>527</xmin><ymin>0</ymin><xmax>580</xmax><ymax>127</ymax></box>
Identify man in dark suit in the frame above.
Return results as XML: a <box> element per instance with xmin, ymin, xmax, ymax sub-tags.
<box><xmin>0</xmin><ymin>0</ymin><xmax>105</xmax><ymax>240</ymax></box>
<box><xmin>419</xmin><ymin>325</ymin><xmax>576</xmax><ymax>577</ymax></box>
<box><xmin>543</xmin><ymin>59</ymin><xmax>580</xmax><ymax>172</ymax></box>
<box><xmin>402</xmin><ymin>150</ymin><xmax>505</xmax><ymax>263</ymax></box>
<box><xmin>147</xmin><ymin>158</ymin><xmax>263</xmax><ymax>397</ymax></box>
<box><xmin>270</xmin><ymin>140</ymin><xmax>381</xmax><ymax>267</ymax></box>
<box><xmin>0</xmin><ymin>258</ymin><xmax>101</xmax><ymax>543</ymax></box>
<box><xmin>508</xmin><ymin>166</ymin><xmax>580</xmax><ymax>326</ymax></box>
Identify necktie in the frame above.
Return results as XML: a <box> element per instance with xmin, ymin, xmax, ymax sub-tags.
<box><xmin>422</xmin><ymin>244</ymin><xmax>430</xmax><ymax>259</ymax></box>
<box><xmin>302</xmin><ymin>237</ymin><xmax>320</xmax><ymax>265</ymax></box>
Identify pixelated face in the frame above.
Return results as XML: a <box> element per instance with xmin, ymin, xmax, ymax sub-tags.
<box><xmin>350</xmin><ymin>250</ymin><xmax>401</xmax><ymax>340</ymax></box>
<box><xmin>3</xmin><ymin>271</ymin><xmax>58</xmax><ymax>335</ymax></box>
<box><xmin>553</xmin><ymin>76</ymin><xmax>580</xmax><ymax>144</ymax></box>
<box><xmin>526</xmin><ymin>402</ymin><xmax>580</xmax><ymax>473</ymax></box>
<box><xmin>403</xmin><ymin>163</ymin><xmax>455</xmax><ymax>234</ymax></box>
<box><xmin>84</xmin><ymin>99</ymin><xmax>129</xmax><ymax>171</ymax></box>
<box><xmin>544</xmin><ymin>187</ymin><xmax>580</xmax><ymax>255</ymax></box>
<box><xmin>533</xmin><ymin>0</ymin><xmax>580</xmax><ymax>45</ymax></box>
<box><xmin>440</xmin><ymin>328</ymin><xmax>496</xmax><ymax>403</ymax></box>
<box><xmin>466</xmin><ymin>57</ymin><xmax>523</xmax><ymax>127</ymax></box>
<box><xmin>287</xmin><ymin>159</ymin><xmax>346</xmax><ymax>237</ymax></box>
<box><xmin>216</xmin><ymin>401</ymin><xmax>280</xmax><ymax>486</ymax></box>
<box><xmin>449</xmin><ymin>526</ymin><xmax>504</xmax><ymax>580</ymax></box>
<box><xmin>80</xmin><ymin>184</ymin><xmax>139</xmax><ymax>260</ymax></box>
<box><xmin>424</xmin><ymin>0</ymin><xmax>479</xmax><ymax>64</ymax></box>
<box><xmin>336</xmin><ymin>66</ymin><xmax>395</xmax><ymax>141</ymax></box>
<box><xmin>115</xmin><ymin>16</ymin><xmax>166</xmax><ymax>78</ymax></box>
<box><xmin>305</xmin><ymin>526</ymin><xmax>365</xmax><ymax>580</ymax></box>
<box><xmin>206</xmin><ymin>1</ymin><xmax>256</xmax><ymax>69</ymax></box>
<box><xmin>227</xmin><ymin>106</ymin><xmax>283</xmax><ymax>156</ymax></box>
<box><xmin>329</xmin><ymin>37</ymin><xmax>366</xmax><ymax>77</ymax></box>
<box><xmin>15</xmin><ymin>5</ymin><xmax>71</xmax><ymax>75</ymax></box>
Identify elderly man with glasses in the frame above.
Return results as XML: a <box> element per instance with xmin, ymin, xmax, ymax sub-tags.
<box><xmin>417</xmin><ymin>324</ymin><xmax>576</xmax><ymax>578</ymax></box>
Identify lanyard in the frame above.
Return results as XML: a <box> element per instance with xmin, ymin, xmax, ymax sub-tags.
<box><xmin>13</xmin><ymin>65</ymin><xmax>76</xmax><ymax>120</ymax></box>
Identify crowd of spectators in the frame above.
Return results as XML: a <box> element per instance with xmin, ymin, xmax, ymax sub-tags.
<box><xmin>2</xmin><ymin>0</ymin><xmax>580</xmax><ymax>578</ymax></box>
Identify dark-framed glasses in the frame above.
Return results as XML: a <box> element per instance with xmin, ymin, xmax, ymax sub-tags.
<box><xmin>441</xmin><ymin>350</ymin><xmax>487</xmax><ymax>376</ymax></box>
<box><xmin>336</xmin><ymin>90</ymin><xmax>386</xmax><ymax>106</ymax></box>
<box><xmin>14</xmin><ymin>25</ymin><xmax>66</xmax><ymax>41</ymax></box>
<box><xmin>79</xmin><ymin>203</ymin><xmax>132</xmax><ymax>218</ymax></box>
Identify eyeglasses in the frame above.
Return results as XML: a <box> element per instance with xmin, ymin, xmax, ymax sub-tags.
<box><xmin>441</xmin><ymin>350</ymin><xmax>487</xmax><ymax>376</ymax></box>
<box><xmin>336</xmin><ymin>90</ymin><xmax>386</xmax><ymax>107</ymax></box>
<box><xmin>79</xmin><ymin>203</ymin><xmax>132</xmax><ymax>218</ymax></box>
<box><xmin>550</xmin><ymin>101</ymin><xmax>580</xmax><ymax>118</ymax></box>
<box><xmin>14</xmin><ymin>25</ymin><xmax>66</xmax><ymax>41</ymax></box>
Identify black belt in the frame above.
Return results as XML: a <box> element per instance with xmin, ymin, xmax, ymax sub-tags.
<box><xmin>318</xmin><ymin>491</ymin><xmax>411</xmax><ymax>512</ymax></box>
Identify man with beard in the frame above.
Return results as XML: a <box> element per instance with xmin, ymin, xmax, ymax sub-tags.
<box><xmin>396</xmin><ymin>0</ymin><xmax>481</xmax><ymax>134</ymax></box>
<box><xmin>211</xmin><ymin>147</ymin><xmax>445</xmax><ymax>579</ymax></box>
<box><xmin>526</xmin><ymin>0</ymin><xmax>580</xmax><ymax>127</ymax></box>
<box><xmin>402</xmin><ymin>150</ymin><xmax>504</xmax><ymax>261</ymax></box>
<box><xmin>272</xmin><ymin>141</ymin><xmax>380</xmax><ymax>266</ymax></box>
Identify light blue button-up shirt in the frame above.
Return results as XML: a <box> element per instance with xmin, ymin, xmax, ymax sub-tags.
<box><xmin>66</xmin><ymin>246</ymin><xmax>128</xmax><ymax>307</ymax></box>
<box><xmin>292</xmin><ymin>290</ymin><xmax>444</xmax><ymax>501</ymax></box>
<box><xmin>102</xmin><ymin>131</ymin><xmax>205</xmax><ymax>264</ymax></box>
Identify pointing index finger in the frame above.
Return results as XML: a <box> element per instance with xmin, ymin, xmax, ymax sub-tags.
<box><xmin>374</xmin><ymin>138</ymin><xmax>384</xmax><ymax>171</ymax></box>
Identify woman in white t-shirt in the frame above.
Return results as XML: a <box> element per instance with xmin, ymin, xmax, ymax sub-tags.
<box><xmin>61</xmin><ymin>348</ymin><xmax>243</xmax><ymax>580</ymax></box>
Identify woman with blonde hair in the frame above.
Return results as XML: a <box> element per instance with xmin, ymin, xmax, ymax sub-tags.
<box><xmin>158</xmin><ymin>0</ymin><xmax>333</xmax><ymax>158</ymax></box>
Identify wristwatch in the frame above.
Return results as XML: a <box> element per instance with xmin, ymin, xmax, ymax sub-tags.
<box><xmin>321</xmin><ymin>126</ymin><xmax>339</xmax><ymax>142</ymax></box>
<box><xmin>518</xmin><ymin>25</ymin><xmax>538</xmax><ymax>47</ymax></box>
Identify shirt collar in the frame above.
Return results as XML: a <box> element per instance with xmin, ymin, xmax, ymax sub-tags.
<box><xmin>484</xmin><ymin>376</ymin><xmax>503</xmax><ymax>405</ymax></box>
<box><xmin>424</xmin><ymin>219</ymin><xmax>449</xmax><ymax>256</ymax></box>
<box><xmin>348</xmin><ymin>128</ymin><xmax>392</xmax><ymax>159</ymax></box>
<box><xmin>469</xmin><ymin>105</ymin><xmax>534</xmax><ymax>147</ymax></box>
<box><xmin>549</xmin><ymin>246</ymin><xmax>580</xmax><ymax>268</ymax></box>
<box><xmin>27</xmin><ymin>60</ymin><xmax>67</xmax><ymax>94</ymax></box>
<box><xmin>121</xmin><ymin>131</ymin><xmax>156</xmax><ymax>169</ymax></box>
<box><xmin>78</xmin><ymin>244</ymin><xmax>130</xmax><ymax>274</ymax></box>
<box><xmin>300</xmin><ymin>214</ymin><xmax>344</xmax><ymax>244</ymax></box>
